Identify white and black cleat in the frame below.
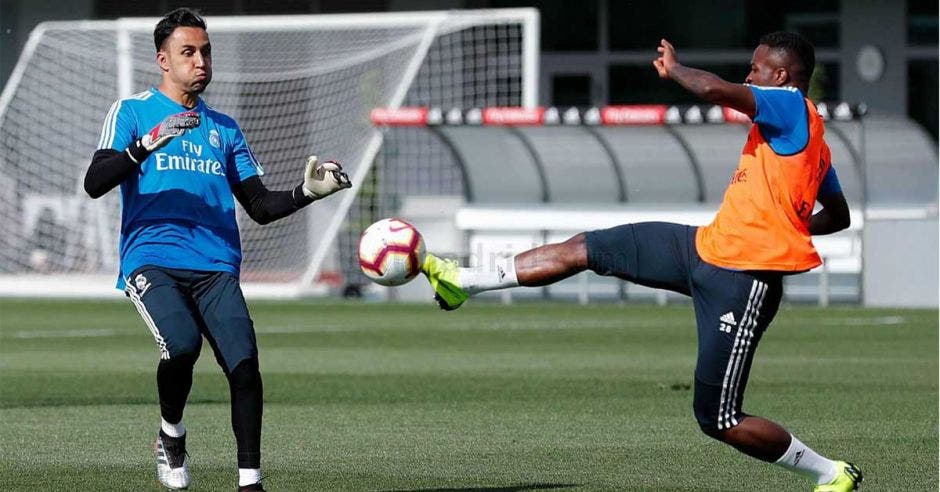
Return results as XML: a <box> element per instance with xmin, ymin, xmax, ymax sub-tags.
<box><xmin>155</xmin><ymin>430</ymin><xmax>191</xmax><ymax>489</ymax></box>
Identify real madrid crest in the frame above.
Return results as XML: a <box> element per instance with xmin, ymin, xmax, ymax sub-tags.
<box><xmin>209</xmin><ymin>129</ymin><xmax>221</xmax><ymax>149</ymax></box>
<box><xmin>134</xmin><ymin>274</ymin><xmax>151</xmax><ymax>295</ymax></box>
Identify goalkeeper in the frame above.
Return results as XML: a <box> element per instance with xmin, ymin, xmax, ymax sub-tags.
<box><xmin>84</xmin><ymin>8</ymin><xmax>350</xmax><ymax>491</ymax></box>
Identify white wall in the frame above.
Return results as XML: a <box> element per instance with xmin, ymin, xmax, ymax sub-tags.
<box><xmin>863</xmin><ymin>216</ymin><xmax>939</xmax><ymax>308</ymax></box>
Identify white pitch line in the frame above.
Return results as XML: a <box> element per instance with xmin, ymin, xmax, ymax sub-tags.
<box><xmin>6</xmin><ymin>328</ymin><xmax>119</xmax><ymax>339</ymax></box>
<box><xmin>803</xmin><ymin>316</ymin><xmax>906</xmax><ymax>326</ymax></box>
<box><xmin>0</xmin><ymin>315</ymin><xmax>910</xmax><ymax>339</ymax></box>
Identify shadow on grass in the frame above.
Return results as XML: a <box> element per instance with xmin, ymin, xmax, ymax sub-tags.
<box><xmin>381</xmin><ymin>483</ymin><xmax>579</xmax><ymax>492</ymax></box>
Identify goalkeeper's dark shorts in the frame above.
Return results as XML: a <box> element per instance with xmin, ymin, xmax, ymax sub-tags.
<box><xmin>124</xmin><ymin>265</ymin><xmax>257</xmax><ymax>373</ymax></box>
<box><xmin>585</xmin><ymin>222</ymin><xmax>784</xmax><ymax>430</ymax></box>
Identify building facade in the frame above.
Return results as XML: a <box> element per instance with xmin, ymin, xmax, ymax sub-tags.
<box><xmin>2</xmin><ymin>0</ymin><xmax>936</xmax><ymax>137</ymax></box>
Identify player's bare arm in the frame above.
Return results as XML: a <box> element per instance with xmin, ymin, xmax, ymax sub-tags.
<box><xmin>653</xmin><ymin>39</ymin><xmax>757</xmax><ymax>117</ymax></box>
<box><xmin>809</xmin><ymin>191</ymin><xmax>851</xmax><ymax>235</ymax></box>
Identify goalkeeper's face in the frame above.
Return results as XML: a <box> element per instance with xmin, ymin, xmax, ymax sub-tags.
<box><xmin>159</xmin><ymin>26</ymin><xmax>213</xmax><ymax>95</ymax></box>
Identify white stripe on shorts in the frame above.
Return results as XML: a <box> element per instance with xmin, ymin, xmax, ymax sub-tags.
<box><xmin>125</xmin><ymin>280</ymin><xmax>170</xmax><ymax>360</ymax></box>
<box><xmin>717</xmin><ymin>280</ymin><xmax>767</xmax><ymax>429</ymax></box>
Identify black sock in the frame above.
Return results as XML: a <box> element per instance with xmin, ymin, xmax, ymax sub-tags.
<box><xmin>228</xmin><ymin>358</ymin><xmax>263</xmax><ymax>468</ymax></box>
<box><xmin>157</xmin><ymin>352</ymin><xmax>198</xmax><ymax>425</ymax></box>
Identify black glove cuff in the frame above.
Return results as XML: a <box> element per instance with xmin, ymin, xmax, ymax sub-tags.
<box><xmin>292</xmin><ymin>183</ymin><xmax>315</xmax><ymax>207</ymax></box>
<box><xmin>125</xmin><ymin>139</ymin><xmax>150</xmax><ymax>165</ymax></box>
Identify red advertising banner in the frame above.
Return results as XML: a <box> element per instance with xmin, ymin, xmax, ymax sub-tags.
<box><xmin>482</xmin><ymin>107</ymin><xmax>545</xmax><ymax>125</ymax></box>
<box><xmin>600</xmin><ymin>105</ymin><xmax>668</xmax><ymax>125</ymax></box>
<box><xmin>370</xmin><ymin>107</ymin><xmax>429</xmax><ymax>126</ymax></box>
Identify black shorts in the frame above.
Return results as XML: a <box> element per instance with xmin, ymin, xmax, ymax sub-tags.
<box><xmin>586</xmin><ymin>222</ymin><xmax>783</xmax><ymax>430</ymax></box>
<box><xmin>124</xmin><ymin>265</ymin><xmax>257</xmax><ymax>373</ymax></box>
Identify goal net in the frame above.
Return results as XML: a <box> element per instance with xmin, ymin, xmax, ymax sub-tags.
<box><xmin>0</xmin><ymin>9</ymin><xmax>538</xmax><ymax>297</ymax></box>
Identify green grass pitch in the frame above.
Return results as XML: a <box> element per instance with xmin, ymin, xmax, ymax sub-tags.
<box><xmin>1</xmin><ymin>299</ymin><xmax>936</xmax><ymax>491</ymax></box>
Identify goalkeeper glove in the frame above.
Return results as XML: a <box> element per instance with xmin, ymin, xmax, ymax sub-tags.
<box><xmin>302</xmin><ymin>155</ymin><xmax>352</xmax><ymax>200</ymax></box>
<box><xmin>126</xmin><ymin>111</ymin><xmax>201</xmax><ymax>164</ymax></box>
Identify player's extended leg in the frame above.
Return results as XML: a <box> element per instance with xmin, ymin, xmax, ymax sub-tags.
<box><xmin>422</xmin><ymin>233</ymin><xmax>588</xmax><ymax>310</ymax></box>
<box><xmin>514</xmin><ymin>234</ymin><xmax>590</xmax><ymax>285</ymax></box>
<box><xmin>422</xmin><ymin>222</ymin><xmax>696</xmax><ymax>310</ymax></box>
<box><xmin>193</xmin><ymin>271</ymin><xmax>264</xmax><ymax>491</ymax></box>
<box><xmin>126</xmin><ymin>267</ymin><xmax>202</xmax><ymax>490</ymax></box>
<box><xmin>690</xmin><ymin>266</ymin><xmax>862</xmax><ymax>490</ymax></box>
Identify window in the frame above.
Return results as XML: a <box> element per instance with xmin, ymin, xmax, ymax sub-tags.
<box><xmin>490</xmin><ymin>0</ymin><xmax>598</xmax><ymax>50</ymax></box>
<box><xmin>608</xmin><ymin>0</ymin><xmax>745</xmax><ymax>50</ymax></box>
<box><xmin>907</xmin><ymin>0</ymin><xmax>939</xmax><ymax>46</ymax></box>
<box><xmin>607</xmin><ymin>0</ymin><xmax>838</xmax><ymax>50</ymax></box>
<box><xmin>908</xmin><ymin>61</ymin><xmax>938</xmax><ymax>141</ymax></box>
<box><xmin>745</xmin><ymin>0</ymin><xmax>840</xmax><ymax>48</ymax></box>
<box><xmin>551</xmin><ymin>74</ymin><xmax>592</xmax><ymax>106</ymax></box>
<box><xmin>609</xmin><ymin>64</ymin><xmax>744</xmax><ymax>105</ymax></box>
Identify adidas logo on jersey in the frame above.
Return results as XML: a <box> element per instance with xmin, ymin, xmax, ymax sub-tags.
<box><xmin>719</xmin><ymin>311</ymin><xmax>736</xmax><ymax>333</ymax></box>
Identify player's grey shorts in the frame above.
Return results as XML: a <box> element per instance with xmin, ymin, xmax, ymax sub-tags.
<box><xmin>585</xmin><ymin>222</ymin><xmax>783</xmax><ymax>430</ymax></box>
<box><xmin>124</xmin><ymin>265</ymin><xmax>257</xmax><ymax>373</ymax></box>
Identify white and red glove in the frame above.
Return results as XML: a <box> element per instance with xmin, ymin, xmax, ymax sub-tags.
<box><xmin>126</xmin><ymin>111</ymin><xmax>201</xmax><ymax>164</ymax></box>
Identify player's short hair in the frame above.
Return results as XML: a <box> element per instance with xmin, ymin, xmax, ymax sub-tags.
<box><xmin>759</xmin><ymin>31</ymin><xmax>816</xmax><ymax>85</ymax></box>
<box><xmin>154</xmin><ymin>8</ymin><xmax>207</xmax><ymax>52</ymax></box>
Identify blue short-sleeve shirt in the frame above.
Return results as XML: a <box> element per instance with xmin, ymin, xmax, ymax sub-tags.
<box><xmin>97</xmin><ymin>87</ymin><xmax>264</xmax><ymax>288</ymax></box>
<box><xmin>749</xmin><ymin>85</ymin><xmax>842</xmax><ymax>196</ymax></box>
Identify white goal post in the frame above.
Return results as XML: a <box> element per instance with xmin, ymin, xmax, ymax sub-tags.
<box><xmin>0</xmin><ymin>9</ymin><xmax>539</xmax><ymax>298</ymax></box>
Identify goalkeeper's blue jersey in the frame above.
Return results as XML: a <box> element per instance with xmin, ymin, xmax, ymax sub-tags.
<box><xmin>97</xmin><ymin>87</ymin><xmax>263</xmax><ymax>288</ymax></box>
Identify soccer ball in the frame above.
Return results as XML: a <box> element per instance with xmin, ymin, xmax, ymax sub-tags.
<box><xmin>358</xmin><ymin>218</ymin><xmax>426</xmax><ymax>286</ymax></box>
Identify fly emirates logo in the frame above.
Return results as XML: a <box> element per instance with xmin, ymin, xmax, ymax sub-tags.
<box><xmin>153</xmin><ymin>140</ymin><xmax>224</xmax><ymax>177</ymax></box>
